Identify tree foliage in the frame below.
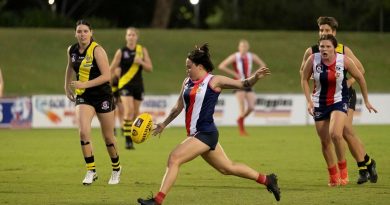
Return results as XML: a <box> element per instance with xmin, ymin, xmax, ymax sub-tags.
<box><xmin>0</xmin><ymin>0</ymin><xmax>388</xmax><ymax>31</ymax></box>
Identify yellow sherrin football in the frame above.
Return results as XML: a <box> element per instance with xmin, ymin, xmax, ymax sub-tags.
<box><xmin>131</xmin><ymin>113</ymin><xmax>153</xmax><ymax>144</ymax></box>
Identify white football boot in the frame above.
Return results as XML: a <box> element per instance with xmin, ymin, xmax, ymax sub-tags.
<box><xmin>82</xmin><ymin>170</ymin><xmax>98</xmax><ymax>185</ymax></box>
<box><xmin>108</xmin><ymin>166</ymin><xmax>121</xmax><ymax>185</ymax></box>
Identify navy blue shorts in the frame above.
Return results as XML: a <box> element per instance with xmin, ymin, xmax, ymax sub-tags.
<box><xmin>313</xmin><ymin>101</ymin><xmax>348</xmax><ymax>121</ymax></box>
<box><xmin>193</xmin><ymin>131</ymin><xmax>219</xmax><ymax>150</ymax></box>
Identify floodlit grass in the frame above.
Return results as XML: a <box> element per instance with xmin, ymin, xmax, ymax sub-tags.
<box><xmin>0</xmin><ymin>28</ymin><xmax>389</xmax><ymax>96</ymax></box>
<box><xmin>0</xmin><ymin>125</ymin><xmax>389</xmax><ymax>204</ymax></box>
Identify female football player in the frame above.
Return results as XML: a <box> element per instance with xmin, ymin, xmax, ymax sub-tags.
<box><xmin>137</xmin><ymin>43</ymin><xmax>280</xmax><ymax>205</ymax></box>
<box><xmin>109</xmin><ymin>27</ymin><xmax>153</xmax><ymax>149</ymax></box>
<box><xmin>301</xmin><ymin>34</ymin><xmax>377</xmax><ymax>186</ymax></box>
<box><xmin>64</xmin><ymin>19</ymin><xmax>121</xmax><ymax>185</ymax></box>
<box><xmin>218</xmin><ymin>39</ymin><xmax>266</xmax><ymax>135</ymax></box>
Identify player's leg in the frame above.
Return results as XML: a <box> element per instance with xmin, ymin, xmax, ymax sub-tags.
<box><xmin>344</xmin><ymin>87</ymin><xmax>377</xmax><ymax>183</ymax></box>
<box><xmin>97</xmin><ymin>110</ymin><xmax>121</xmax><ymax>184</ymax></box>
<box><xmin>133</xmin><ymin>99</ymin><xmax>142</xmax><ymax>119</ymax></box>
<box><xmin>76</xmin><ymin>104</ymin><xmax>98</xmax><ymax>185</ymax></box>
<box><xmin>138</xmin><ymin>137</ymin><xmax>209</xmax><ymax>205</ymax></box>
<box><xmin>201</xmin><ymin>143</ymin><xmax>280</xmax><ymax>201</ymax></box>
<box><xmin>329</xmin><ymin>110</ymin><xmax>348</xmax><ymax>185</ymax></box>
<box><xmin>315</xmin><ymin>120</ymin><xmax>338</xmax><ymax>186</ymax></box>
<box><xmin>343</xmin><ymin>108</ymin><xmax>370</xmax><ymax>184</ymax></box>
<box><xmin>121</xmin><ymin>95</ymin><xmax>136</xmax><ymax>149</ymax></box>
<box><xmin>243</xmin><ymin>91</ymin><xmax>255</xmax><ymax>118</ymax></box>
<box><xmin>235</xmin><ymin>90</ymin><xmax>247</xmax><ymax>135</ymax></box>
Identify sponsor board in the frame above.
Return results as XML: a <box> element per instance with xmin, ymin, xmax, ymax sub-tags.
<box><xmin>0</xmin><ymin>97</ymin><xmax>32</xmax><ymax>128</ymax></box>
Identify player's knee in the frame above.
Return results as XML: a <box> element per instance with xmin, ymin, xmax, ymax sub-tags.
<box><xmin>330</xmin><ymin>131</ymin><xmax>343</xmax><ymax>141</ymax></box>
<box><xmin>167</xmin><ymin>152</ymin><xmax>182</xmax><ymax>167</ymax></box>
<box><xmin>320</xmin><ymin>139</ymin><xmax>332</xmax><ymax>149</ymax></box>
<box><xmin>79</xmin><ymin>130</ymin><xmax>90</xmax><ymax>140</ymax></box>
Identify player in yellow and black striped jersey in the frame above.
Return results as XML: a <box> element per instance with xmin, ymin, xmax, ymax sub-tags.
<box><xmin>64</xmin><ymin>19</ymin><xmax>121</xmax><ymax>185</ymax></box>
<box><xmin>110</xmin><ymin>27</ymin><xmax>153</xmax><ymax>149</ymax></box>
<box><xmin>299</xmin><ymin>16</ymin><xmax>377</xmax><ymax>185</ymax></box>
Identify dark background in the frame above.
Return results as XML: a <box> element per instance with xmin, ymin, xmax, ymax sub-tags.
<box><xmin>0</xmin><ymin>0</ymin><xmax>389</xmax><ymax>31</ymax></box>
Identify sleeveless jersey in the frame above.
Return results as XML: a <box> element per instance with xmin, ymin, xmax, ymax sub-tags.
<box><xmin>69</xmin><ymin>42</ymin><xmax>111</xmax><ymax>97</ymax></box>
<box><xmin>118</xmin><ymin>44</ymin><xmax>144</xmax><ymax>89</ymax></box>
<box><xmin>233</xmin><ymin>52</ymin><xmax>253</xmax><ymax>80</ymax></box>
<box><xmin>182</xmin><ymin>74</ymin><xmax>220</xmax><ymax>136</ymax></box>
<box><xmin>312</xmin><ymin>53</ymin><xmax>349</xmax><ymax>108</ymax></box>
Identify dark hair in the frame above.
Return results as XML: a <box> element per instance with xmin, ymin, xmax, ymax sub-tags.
<box><xmin>75</xmin><ymin>19</ymin><xmax>94</xmax><ymax>41</ymax></box>
<box><xmin>76</xmin><ymin>19</ymin><xmax>92</xmax><ymax>30</ymax></box>
<box><xmin>318</xmin><ymin>34</ymin><xmax>338</xmax><ymax>48</ymax></box>
<box><xmin>317</xmin><ymin>16</ymin><xmax>338</xmax><ymax>31</ymax></box>
<box><xmin>187</xmin><ymin>43</ymin><xmax>214</xmax><ymax>72</ymax></box>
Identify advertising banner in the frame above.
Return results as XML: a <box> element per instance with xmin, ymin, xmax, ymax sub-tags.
<box><xmin>0</xmin><ymin>97</ymin><xmax>32</xmax><ymax>128</ymax></box>
<box><xmin>32</xmin><ymin>95</ymin><xmax>100</xmax><ymax>128</ymax></box>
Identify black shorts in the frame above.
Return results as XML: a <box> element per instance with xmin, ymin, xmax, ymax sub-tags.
<box><xmin>348</xmin><ymin>87</ymin><xmax>356</xmax><ymax>110</ymax></box>
<box><xmin>119</xmin><ymin>84</ymin><xmax>144</xmax><ymax>101</ymax></box>
<box><xmin>76</xmin><ymin>95</ymin><xmax>115</xmax><ymax>113</ymax></box>
<box><xmin>113</xmin><ymin>90</ymin><xmax>121</xmax><ymax>104</ymax></box>
<box><xmin>193</xmin><ymin>131</ymin><xmax>219</xmax><ymax>150</ymax></box>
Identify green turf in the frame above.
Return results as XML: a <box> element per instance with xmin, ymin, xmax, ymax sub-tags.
<box><xmin>0</xmin><ymin>28</ymin><xmax>389</xmax><ymax>96</ymax></box>
<box><xmin>0</xmin><ymin>125</ymin><xmax>389</xmax><ymax>204</ymax></box>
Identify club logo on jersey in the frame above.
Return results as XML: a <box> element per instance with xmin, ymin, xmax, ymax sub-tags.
<box><xmin>77</xmin><ymin>97</ymin><xmax>85</xmax><ymax>103</ymax></box>
<box><xmin>342</xmin><ymin>103</ymin><xmax>348</xmax><ymax>112</ymax></box>
<box><xmin>71</xmin><ymin>54</ymin><xmax>77</xmax><ymax>63</ymax></box>
<box><xmin>315</xmin><ymin>64</ymin><xmax>323</xmax><ymax>73</ymax></box>
<box><xmin>101</xmin><ymin>101</ymin><xmax>109</xmax><ymax>110</ymax></box>
<box><xmin>85</xmin><ymin>55</ymin><xmax>92</xmax><ymax>62</ymax></box>
<box><xmin>123</xmin><ymin>51</ymin><xmax>130</xmax><ymax>59</ymax></box>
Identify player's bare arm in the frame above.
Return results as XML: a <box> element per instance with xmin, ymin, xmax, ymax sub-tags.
<box><xmin>344</xmin><ymin>46</ymin><xmax>365</xmax><ymax>87</ymax></box>
<box><xmin>218</xmin><ymin>54</ymin><xmax>239</xmax><ymax>78</ymax></box>
<box><xmin>212</xmin><ymin>67</ymin><xmax>270</xmax><ymax>91</ymax></box>
<box><xmin>301</xmin><ymin>55</ymin><xmax>314</xmax><ymax>115</ymax></box>
<box><xmin>299</xmin><ymin>47</ymin><xmax>312</xmax><ymax>76</ymax></box>
<box><xmin>65</xmin><ymin>46</ymin><xmax>75</xmax><ymax>102</ymax></box>
<box><xmin>109</xmin><ymin>49</ymin><xmax>122</xmax><ymax>77</ymax></box>
<box><xmin>152</xmin><ymin>79</ymin><xmax>186</xmax><ymax>136</ymax></box>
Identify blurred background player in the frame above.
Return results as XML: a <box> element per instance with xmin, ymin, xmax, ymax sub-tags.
<box><xmin>110</xmin><ymin>27</ymin><xmax>153</xmax><ymax>149</ymax></box>
<box><xmin>64</xmin><ymin>20</ymin><xmax>121</xmax><ymax>185</ymax></box>
<box><xmin>137</xmin><ymin>44</ymin><xmax>280</xmax><ymax>205</ymax></box>
<box><xmin>299</xmin><ymin>16</ymin><xmax>378</xmax><ymax>184</ymax></box>
<box><xmin>110</xmin><ymin>72</ymin><xmax>124</xmax><ymax>138</ymax></box>
<box><xmin>301</xmin><ymin>34</ymin><xmax>377</xmax><ymax>186</ymax></box>
<box><xmin>218</xmin><ymin>39</ymin><xmax>266</xmax><ymax>136</ymax></box>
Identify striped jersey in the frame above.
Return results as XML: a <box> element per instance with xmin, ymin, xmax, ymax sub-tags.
<box><xmin>69</xmin><ymin>41</ymin><xmax>111</xmax><ymax>97</ymax></box>
<box><xmin>119</xmin><ymin>45</ymin><xmax>144</xmax><ymax>88</ymax></box>
<box><xmin>312</xmin><ymin>53</ymin><xmax>349</xmax><ymax>108</ymax></box>
<box><xmin>182</xmin><ymin>74</ymin><xmax>220</xmax><ymax>136</ymax></box>
<box><xmin>233</xmin><ymin>52</ymin><xmax>253</xmax><ymax>80</ymax></box>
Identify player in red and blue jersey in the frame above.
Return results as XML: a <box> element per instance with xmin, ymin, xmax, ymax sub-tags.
<box><xmin>219</xmin><ymin>39</ymin><xmax>266</xmax><ymax>135</ymax></box>
<box><xmin>300</xmin><ymin>16</ymin><xmax>379</xmax><ymax>185</ymax></box>
<box><xmin>301</xmin><ymin>34</ymin><xmax>377</xmax><ymax>186</ymax></box>
<box><xmin>137</xmin><ymin>43</ymin><xmax>280</xmax><ymax>205</ymax></box>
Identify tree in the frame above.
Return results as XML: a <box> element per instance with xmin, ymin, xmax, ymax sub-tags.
<box><xmin>151</xmin><ymin>0</ymin><xmax>174</xmax><ymax>28</ymax></box>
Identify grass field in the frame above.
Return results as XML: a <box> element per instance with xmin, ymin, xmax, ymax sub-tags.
<box><xmin>0</xmin><ymin>125</ymin><xmax>389</xmax><ymax>205</ymax></box>
<box><xmin>0</xmin><ymin>28</ymin><xmax>389</xmax><ymax>96</ymax></box>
